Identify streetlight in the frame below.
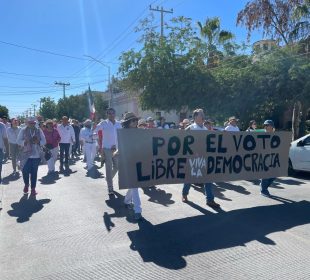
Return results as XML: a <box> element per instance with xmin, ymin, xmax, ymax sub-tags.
<box><xmin>84</xmin><ymin>55</ymin><xmax>112</xmax><ymax>107</ymax></box>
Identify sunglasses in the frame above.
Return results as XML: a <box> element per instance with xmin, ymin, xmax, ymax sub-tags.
<box><xmin>107</xmin><ymin>111</ymin><xmax>115</xmax><ymax>115</ymax></box>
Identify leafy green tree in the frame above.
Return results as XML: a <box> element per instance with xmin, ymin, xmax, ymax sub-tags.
<box><xmin>197</xmin><ymin>17</ymin><xmax>235</xmax><ymax>67</ymax></box>
<box><xmin>0</xmin><ymin>105</ymin><xmax>9</xmax><ymax>118</ymax></box>
<box><xmin>39</xmin><ymin>97</ymin><xmax>57</xmax><ymax>120</ymax></box>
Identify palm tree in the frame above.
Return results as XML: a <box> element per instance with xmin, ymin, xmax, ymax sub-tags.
<box><xmin>197</xmin><ymin>17</ymin><xmax>235</xmax><ymax>67</ymax></box>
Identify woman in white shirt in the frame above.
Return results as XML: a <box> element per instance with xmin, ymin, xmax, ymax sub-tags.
<box><xmin>7</xmin><ymin>118</ymin><xmax>21</xmax><ymax>174</ymax></box>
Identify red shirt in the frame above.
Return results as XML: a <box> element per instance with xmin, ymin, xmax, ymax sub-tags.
<box><xmin>44</xmin><ymin>128</ymin><xmax>61</xmax><ymax>148</ymax></box>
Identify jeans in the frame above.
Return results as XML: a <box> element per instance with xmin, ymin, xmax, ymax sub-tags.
<box><xmin>59</xmin><ymin>143</ymin><xmax>70</xmax><ymax>166</ymax></box>
<box><xmin>72</xmin><ymin>140</ymin><xmax>80</xmax><ymax>155</ymax></box>
<box><xmin>22</xmin><ymin>158</ymin><xmax>41</xmax><ymax>189</ymax></box>
<box><xmin>0</xmin><ymin>148</ymin><xmax>3</xmax><ymax>182</ymax></box>
<box><xmin>260</xmin><ymin>178</ymin><xmax>275</xmax><ymax>192</ymax></box>
<box><xmin>182</xmin><ymin>183</ymin><xmax>214</xmax><ymax>202</ymax></box>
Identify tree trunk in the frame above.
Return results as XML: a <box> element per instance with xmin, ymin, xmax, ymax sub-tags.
<box><xmin>292</xmin><ymin>101</ymin><xmax>302</xmax><ymax>141</ymax></box>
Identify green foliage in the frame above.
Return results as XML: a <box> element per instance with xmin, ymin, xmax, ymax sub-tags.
<box><xmin>0</xmin><ymin>105</ymin><xmax>9</xmax><ymax>118</ymax></box>
<box><xmin>39</xmin><ymin>97</ymin><xmax>57</xmax><ymax>120</ymax></box>
<box><xmin>118</xmin><ymin>14</ymin><xmax>309</xmax><ymax>129</ymax></box>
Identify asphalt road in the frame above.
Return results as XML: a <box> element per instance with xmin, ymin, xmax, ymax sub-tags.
<box><xmin>1</xmin><ymin>156</ymin><xmax>310</xmax><ymax>280</ymax></box>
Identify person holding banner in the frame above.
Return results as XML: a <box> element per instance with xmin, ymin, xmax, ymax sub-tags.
<box><xmin>246</xmin><ymin>120</ymin><xmax>257</xmax><ymax>132</ymax></box>
<box><xmin>260</xmin><ymin>120</ymin><xmax>276</xmax><ymax>197</ymax></box>
<box><xmin>95</xmin><ymin>108</ymin><xmax>122</xmax><ymax>196</ymax></box>
<box><xmin>182</xmin><ymin>109</ymin><xmax>220</xmax><ymax>208</ymax></box>
<box><xmin>225</xmin><ymin>116</ymin><xmax>240</xmax><ymax>132</ymax></box>
<box><xmin>121</xmin><ymin>112</ymin><xmax>143</xmax><ymax>221</ymax></box>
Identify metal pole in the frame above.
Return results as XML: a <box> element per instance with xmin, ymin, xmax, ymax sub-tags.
<box><xmin>84</xmin><ymin>55</ymin><xmax>111</xmax><ymax>107</ymax></box>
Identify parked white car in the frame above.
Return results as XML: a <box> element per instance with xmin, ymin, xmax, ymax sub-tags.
<box><xmin>289</xmin><ymin>134</ymin><xmax>310</xmax><ymax>173</ymax></box>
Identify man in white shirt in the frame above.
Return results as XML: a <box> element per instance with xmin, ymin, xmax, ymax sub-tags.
<box><xmin>182</xmin><ymin>108</ymin><xmax>220</xmax><ymax>208</ymax></box>
<box><xmin>0</xmin><ymin>122</ymin><xmax>9</xmax><ymax>183</ymax></box>
<box><xmin>224</xmin><ymin>116</ymin><xmax>240</xmax><ymax>131</ymax></box>
<box><xmin>79</xmin><ymin>119</ymin><xmax>97</xmax><ymax>171</ymax></box>
<box><xmin>57</xmin><ymin>116</ymin><xmax>75</xmax><ymax>171</ymax></box>
<box><xmin>95</xmin><ymin>108</ymin><xmax>122</xmax><ymax>195</ymax></box>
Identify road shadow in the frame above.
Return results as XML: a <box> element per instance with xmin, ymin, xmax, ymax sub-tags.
<box><xmin>142</xmin><ymin>186</ymin><xmax>175</xmax><ymax>206</ymax></box>
<box><xmin>1</xmin><ymin>172</ymin><xmax>21</xmax><ymax>185</ymax></box>
<box><xmin>274</xmin><ymin>177</ymin><xmax>306</xmax><ymax>186</ymax></box>
<box><xmin>86</xmin><ymin>166</ymin><xmax>105</xmax><ymax>179</ymax></box>
<box><xmin>39</xmin><ymin>172</ymin><xmax>61</xmax><ymax>185</ymax></box>
<box><xmin>127</xmin><ymin>200</ymin><xmax>310</xmax><ymax>270</ymax></box>
<box><xmin>186</xmin><ymin>200</ymin><xmax>225</xmax><ymax>214</ymax></box>
<box><xmin>190</xmin><ymin>183</ymin><xmax>249</xmax><ymax>202</ymax></box>
<box><xmin>7</xmin><ymin>195</ymin><xmax>51</xmax><ymax>223</ymax></box>
<box><xmin>60</xmin><ymin>168</ymin><xmax>77</xmax><ymax>177</ymax></box>
<box><xmin>103</xmin><ymin>191</ymin><xmax>136</xmax><ymax>231</ymax></box>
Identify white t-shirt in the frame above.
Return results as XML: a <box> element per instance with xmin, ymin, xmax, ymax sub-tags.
<box><xmin>57</xmin><ymin>124</ymin><xmax>75</xmax><ymax>144</ymax></box>
<box><xmin>224</xmin><ymin>125</ymin><xmax>240</xmax><ymax>132</ymax></box>
<box><xmin>7</xmin><ymin>127</ymin><xmax>21</xmax><ymax>144</ymax></box>
<box><xmin>95</xmin><ymin>119</ymin><xmax>122</xmax><ymax>149</ymax></box>
<box><xmin>186</xmin><ymin>123</ymin><xmax>208</xmax><ymax>131</ymax></box>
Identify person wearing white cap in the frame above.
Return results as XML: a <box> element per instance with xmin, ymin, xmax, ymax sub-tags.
<box><xmin>260</xmin><ymin>120</ymin><xmax>276</xmax><ymax>197</ymax></box>
<box><xmin>16</xmin><ymin>116</ymin><xmax>46</xmax><ymax>195</ymax></box>
<box><xmin>79</xmin><ymin>119</ymin><xmax>97</xmax><ymax>171</ymax></box>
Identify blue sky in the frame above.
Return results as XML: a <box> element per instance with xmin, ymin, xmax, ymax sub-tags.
<box><xmin>0</xmin><ymin>0</ymin><xmax>263</xmax><ymax>117</ymax></box>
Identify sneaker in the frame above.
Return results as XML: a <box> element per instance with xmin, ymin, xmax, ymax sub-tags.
<box><xmin>23</xmin><ymin>185</ymin><xmax>29</xmax><ymax>194</ymax></box>
<box><xmin>182</xmin><ymin>195</ymin><xmax>188</xmax><ymax>203</ymax></box>
<box><xmin>207</xmin><ymin>200</ymin><xmax>220</xmax><ymax>208</ymax></box>
<box><xmin>260</xmin><ymin>190</ymin><xmax>271</xmax><ymax>197</ymax></box>
<box><xmin>124</xmin><ymin>203</ymin><xmax>134</xmax><ymax>209</ymax></box>
<box><xmin>134</xmin><ymin>213</ymin><xmax>143</xmax><ymax>221</ymax></box>
<box><xmin>30</xmin><ymin>189</ymin><xmax>37</xmax><ymax>196</ymax></box>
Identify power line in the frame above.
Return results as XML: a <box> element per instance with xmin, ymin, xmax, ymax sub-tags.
<box><xmin>0</xmin><ymin>70</ymin><xmax>109</xmax><ymax>80</ymax></box>
<box><xmin>149</xmin><ymin>5</ymin><xmax>173</xmax><ymax>38</ymax></box>
<box><xmin>0</xmin><ymin>40</ymin><xmax>90</xmax><ymax>61</ymax></box>
<box><xmin>0</xmin><ymin>80</ymin><xmax>108</xmax><ymax>95</ymax></box>
<box><xmin>68</xmin><ymin>1</ymin><xmax>160</xmax><ymax>78</ymax></box>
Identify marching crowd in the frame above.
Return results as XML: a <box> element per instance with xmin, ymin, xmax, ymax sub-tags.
<box><xmin>0</xmin><ymin>108</ymin><xmax>276</xmax><ymax>220</ymax></box>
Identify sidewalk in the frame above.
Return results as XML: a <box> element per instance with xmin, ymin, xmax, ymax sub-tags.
<box><xmin>1</xmin><ymin>157</ymin><xmax>310</xmax><ymax>280</ymax></box>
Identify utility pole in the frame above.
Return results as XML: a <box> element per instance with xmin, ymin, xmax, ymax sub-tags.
<box><xmin>32</xmin><ymin>104</ymin><xmax>37</xmax><ymax>116</ymax></box>
<box><xmin>38</xmin><ymin>99</ymin><xmax>42</xmax><ymax>111</ymax></box>
<box><xmin>149</xmin><ymin>5</ymin><xmax>173</xmax><ymax>39</ymax></box>
<box><xmin>55</xmin><ymin>81</ymin><xmax>70</xmax><ymax>99</ymax></box>
<box><xmin>28</xmin><ymin>108</ymin><xmax>32</xmax><ymax>117</ymax></box>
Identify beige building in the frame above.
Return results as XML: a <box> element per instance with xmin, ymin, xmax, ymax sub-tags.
<box><xmin>102</xmin><ymin>91</ymin><xmax>183</xmax><ymax>124</ymax></box>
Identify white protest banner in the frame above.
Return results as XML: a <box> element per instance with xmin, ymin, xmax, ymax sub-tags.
<box><xmin>117</xmin><ymin>129</ymin><xmax>291</xmax><ymax>189</ymax></box>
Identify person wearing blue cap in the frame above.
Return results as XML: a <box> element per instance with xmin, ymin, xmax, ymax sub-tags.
<box><xmin>260</xmin><ymin>120</ymin><xmax>276</xmax><ymax>197</ymax></box>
